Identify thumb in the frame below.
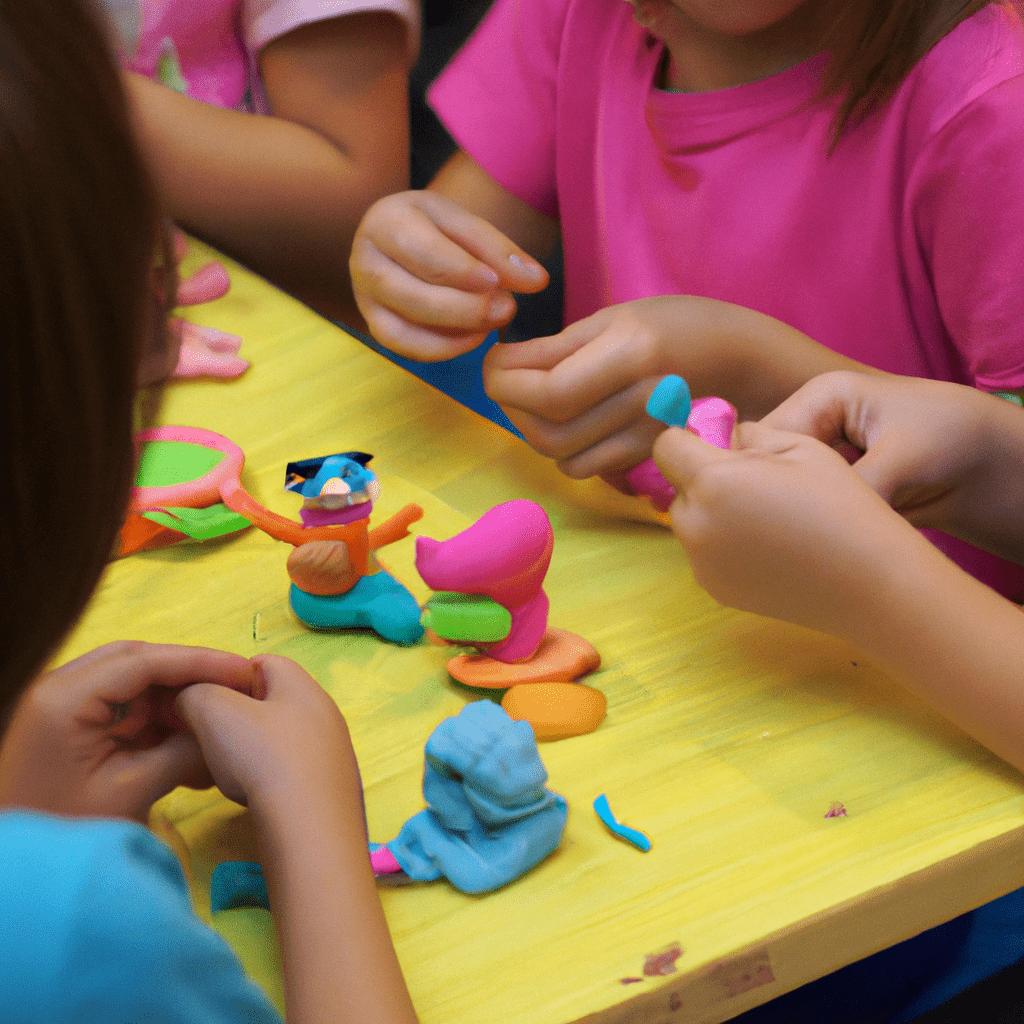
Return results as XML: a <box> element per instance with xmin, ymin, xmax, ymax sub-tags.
<box><xmin>652</xmin><ymin>426</ymin><xmax>734</xmax><ymax>494</ymax></box>
<box><xmin>845</xmin><ymin>435</ymin><xmax>905</xmax><ymax>505</ymax></box>
<box><xmin>111</xmin><ymin>732</ymin><xmax>211</xmax><ymax>823</ymax></box>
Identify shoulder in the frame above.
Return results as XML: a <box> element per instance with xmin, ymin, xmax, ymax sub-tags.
<box><xmin>241</xmin><ymin>0</ymin><xmax>421</xmax><ymax>63</ymax></box>
<box><xmin>899</xmin><ymin>4</ymin><xmax>1024</xmax><ymax>137</ymax></box>
<box><xmin>0</xmin><ymin>812</ymin><xmax>281</xmax><ymax>1023</ymax></box>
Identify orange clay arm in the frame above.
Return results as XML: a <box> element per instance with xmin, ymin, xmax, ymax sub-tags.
<box><xmin>219</xmin><ymin>478</ymin><xmax>309</xmax><ymax>546</ymax></box>
<box><xmin>368</xmin><ymin>503</ymin><xmax>423</xmax><ymax>550</ymax></box>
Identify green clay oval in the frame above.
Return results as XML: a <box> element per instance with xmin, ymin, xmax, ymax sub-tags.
<box><xmin>134</xmin><ymin>440</ymin><xmax>223</xmax><ymax>488</ymax></box>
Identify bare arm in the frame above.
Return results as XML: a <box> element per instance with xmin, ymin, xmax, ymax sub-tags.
<box><xmin>125</xmin><ymin>13</ymin><xmax>410</xmax><ymax>324</ymax></box>
<box><xmin>654</xmin><ymin>422</ymin><xmax>1024</xmax><ymax>774</ymax></box>
<box><xmin>484</xmin><ymin>295</ymin><xmax>880</xmax><ymax>480</ymax></box>
<box><xmin>176</xmin><ymin>657</ymin><xmax>418</xmax><ymax>1024</ymax></box>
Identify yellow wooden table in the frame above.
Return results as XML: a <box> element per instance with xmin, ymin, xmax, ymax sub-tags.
<box><xmin>60</xmin><ymin>242</ymin><xmax>1024</xmax><ymax>1024</ymax></box>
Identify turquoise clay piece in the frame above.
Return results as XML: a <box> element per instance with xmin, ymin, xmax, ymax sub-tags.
<box><xmin>646</xmin><ymin>375</ymin><xmax>692</xmax><ymax>427</ymax></box>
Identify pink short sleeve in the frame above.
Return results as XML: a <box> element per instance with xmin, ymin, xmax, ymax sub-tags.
<box><xmin>911</xmin><ymin>74</ymin><xmax>1024</xmax><ymax>392</ymax></box>
<box><xmin>428</xmin><ymin>0</ymin><xmax>568</xmax><ymax>219</ymax></box>
<box><xmin>242</xmin><ymin>0</ymin><xmax>421</xmax><ymax>64</ymax></box>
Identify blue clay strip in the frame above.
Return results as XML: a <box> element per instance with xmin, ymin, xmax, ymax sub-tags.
<box><xmin>594</xmin><ymin>794</ymin><xmax>651</xmax><ymax>852</ymax></box>
<box><xmin>646</xmin><ymin>376</ymin><xmax>691</xmax><ymax>428</ymax></box>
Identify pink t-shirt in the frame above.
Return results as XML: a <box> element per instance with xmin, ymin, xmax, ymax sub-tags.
<box><xmin>105</xmin><ymin>0</ymin><xmax>419</xmax><ymax>112</ymax></box>
<box><xmin>431</xmin><ymin>0</ymin><xmax>1024</xmax><ymax>599</ymax></box>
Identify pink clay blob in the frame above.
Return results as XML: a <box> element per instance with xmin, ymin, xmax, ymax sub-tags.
<box><xmin>416</xmin><ymin>500</ymin><xmax>554</xmax><ymax>663</ymax></box>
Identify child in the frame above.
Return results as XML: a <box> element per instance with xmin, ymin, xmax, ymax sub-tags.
<box><xmin>349</xmin><ymin>0</ymin><xmax>1024</xmax><ymax>599</ymax></box>
<box><xmin>106</xmin><ymin>0</ymin><xmax>419</xmax><ymax>325</ymax></box>
<box><xmin>650</xmin><ymin>369</ymin><xmax>1024</xmax><ymax>1022</ymax></box>
<box><xmin>0</xmin><ymin>3</ymin><xmax>418</xmax><ymax>1021</ymax></box>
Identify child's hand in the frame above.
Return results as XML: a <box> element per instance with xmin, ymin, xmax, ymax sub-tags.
<box><xmin>761</xmin><ymin>372</ymin><xmax>1024</xmax><ymax>563</ymax></box>
<box><xmin>350</xmin><ymin>190</ymin><xmax>548</xmax><ymax>361</ymax></box>
<box><xmin>652</xmin><ymin>421</ymin><xmax>919</xmax><ymax>642</ymax></box>
<box><xmin>0</xmin><ymin>642</ymin><xmax>260</xmax><ymax>823</ymax></box>
<box><xmin>484</xmin><ymin>298</ymin><xmax>685</xmax><ymax>480</ymax></box>
<box><xmin>174</xmin><ymin>654</ymin><xmax>360</xmax><ymax>817</ymax></box>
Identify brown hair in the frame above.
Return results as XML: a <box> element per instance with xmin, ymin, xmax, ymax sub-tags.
<box><xmin>0</xmin><ymin>0</ymin><xmax>162</xmax><ymax>717</ymax></box>
<box><xmin>823</xmin><ymin>0</ymin><xmax>994</xmax><ymax>140</ymax></box>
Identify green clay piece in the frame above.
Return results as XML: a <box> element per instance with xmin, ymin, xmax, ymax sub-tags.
<box><xmin>992</xmin><ymin>391</ymin><xmax>1024</xmax><ymax>407</ymax></box>
<box><xmin>135</xmin><ymin>441</ymin><xmax>223</xmax><ymax>489</ymax></box>
<box><xmin>141</xmin><ymin>504</ymin><xmax>251</xmax><ymax>541</ymax></box>
<box><xmin>156</xmin><ymin>37</ymin><xmax>189</xmax><ymax>94</ymax></box>
<box><xmin>421</xmin><ymin>592</ymin><xmax>512</xmax><ymax>643</ymax></box>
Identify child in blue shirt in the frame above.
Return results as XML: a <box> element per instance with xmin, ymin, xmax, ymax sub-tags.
<box><xmin>0</xmin><ymin>3</ymin><xmax>418</xmax><ymax>1022</ymax></box>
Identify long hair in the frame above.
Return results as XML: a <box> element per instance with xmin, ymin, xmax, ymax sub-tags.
<box><xmin>0</xmin><ymin>0</ymin><xmax>162</xmax><ymax>716</ymax></box>
<box><xmin>823</xmin><ymin>0</ymin><xmax>994</xmax><ymax>140</ymax></box>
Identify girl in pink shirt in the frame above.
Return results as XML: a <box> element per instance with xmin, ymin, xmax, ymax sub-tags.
<box><xmin>104</xmin><ymin>0</ymin><xmax>420</xmax><ymax>324</ymax></box>
<box><xmin>349</xmin><ymin>0</ymin><xmax>1024</xmax><ymax>600</ymax></box>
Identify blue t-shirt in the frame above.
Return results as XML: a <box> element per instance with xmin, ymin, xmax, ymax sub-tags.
<box><xmin>0</xmin><ymin>811</ymin><xmax>281</xmax><ymax>1024</ymax></box>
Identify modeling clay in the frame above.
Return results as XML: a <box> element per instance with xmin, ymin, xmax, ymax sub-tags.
<box><xmin>421</xmin><ymin>592</ymin><xmax>513</xmax><ymax>643</ymax></box>
<box><xmin>176</xmin><ymin>261</ymin><xmax>231</xmax><ymax>307</ymax></box>
<box><xmin>171</xmin><ymin>319</ymin><xmax>249</xmax><ymax>379</ymax></box>
<box><xmin>643</xmin><ymin>943</ymin><xmax>683</xmax><ymax>976</ymax></box>
<box><xmin>501</xmin><ymin>681</ymin><xmax>607</xmax><ymax>740</ymax></box>
<box><xmin>212</xmin><ymin>702</ymin><xmax>568</xmax><ymax>907</ymax></box>
<box><xmin>119</xmin><ymin>426</ymin><xmax>251</xmax><ymax>556</ymax></box>
<box><xmin>140</xmin><ymin>504</ymin><xmax>250</xmax><ymax>541</ymax></box>
<box><xmin>445</xmin><ymin>627</ymin><xmax>600</xmax><ymax>688</ymax></box>
<box><xmin>131</xmin><ymin>426</ymin><xmax>245</xmax><ymax>512</ymax></box>
<box><xmin>211</xmin><ymin>861</ymin><xmax>270</xmax><ymax>913</ymax></box>
<box><xmin>380</xmin><ymin>701</ymin><xmax>568</xmax><ymax>893</ymax></box>
<box><xmin>594</xmin><ymin>794</ymin><xmax>651</xmax><ymax>852</ymax></box>
<box><xmin>646</xmin><ymin>375</ymin><xmax>692</xmax><ymax>427</ymax></box>
<box><xmin>220</xmin><ymin>452</ymin><xmax>424</xmax><ymax>644</ymax></box>
<box><xmin>626</xmin><ymin>380</ymin><xmax>737</xmax><ymax>511</ymax></box>
<box><xmin>416</xmin><ymin>500</ymin><xmax>553</xmax><ymax>662</ymax></box>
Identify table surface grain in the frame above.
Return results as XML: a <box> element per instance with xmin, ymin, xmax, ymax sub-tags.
<box><xmin>59</xmin><ymin>241</ymin><xmax>1024</xmax><ymax>1024</ymax></box>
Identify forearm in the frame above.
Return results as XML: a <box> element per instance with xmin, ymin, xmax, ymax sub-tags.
<box><xmin>253</xmin><ymin>789</ymin><xmax>418</xmax><ymax>1024</ymax></box>
<box><xmin>839</xmin><ymin>527</ymin><xmax>1024</xmax><ymax>773</ymax></box>
<box><xmin>124</xmin><ymin>73</ymin><xmax>407</xmax><ymax>320</ymax></box>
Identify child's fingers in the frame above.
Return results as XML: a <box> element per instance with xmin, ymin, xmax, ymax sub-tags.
<box><xmin>357</xmin><ymin>240</ymin><xmax>517</xmax><ymax>334</ymax></box>
<box><xmin>111</xmin><ymin>732</ymin><xmax>213</xmax><ymax>822</ymax></box>
<box><xmin>56</xmin><ymin>642</ymin><xmax>259</xmax><ymax>714</ymax></box>
<box><xmin>485</xmin><ymin>309</ymin><xmax>616</xmax><ymax>375</ymax></box>
<box><xmin>486</xmin><ymin>312</ymin><xmax>663</xmax><ymax>422</ymax></box>
<box><xmin>652</xmin><ymin>425</ymin><xmax>734</xmax><ymax>496</ymax></box>
<box><xmin>361</xmin><ymin>303</ymin><xmax>496</xmax><ymax>362</ymax></box>
<box><xmin>759</xmin><ymin>372</ymin><xmax>867</xmax><ymax>449</ymax></box>
<box><xmin>407</xmin><ymin>191</ymin><xmax>548</xmax><ymax>293</ymax></box>
<box><xmin>520</xmin><ymin>390</ymin><xmax>666</xmax><ymax>479</ymax></box>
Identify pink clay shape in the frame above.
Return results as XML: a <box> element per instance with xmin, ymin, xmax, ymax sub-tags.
<box><xmin>627</xmin><ymin>396</ymin><xmax>737</xmax><ymax>511</ymax></box>
<box><xmin>177</xmin><ymin>261</ymin><xmax>231</xmax><ymax>306</ymax></box>
<box><xmin>416</xmin><ymin>500</ymin><xmax>554</xmax><ymax>663</ymax></box>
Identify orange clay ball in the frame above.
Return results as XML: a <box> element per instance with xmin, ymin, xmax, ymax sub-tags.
<box><xmin>501</xmin><ymin>682</ymin><xmax>606</xmax><ymax>741</ymax></box>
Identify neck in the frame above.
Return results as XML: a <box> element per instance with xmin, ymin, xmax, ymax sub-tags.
<box><xmin>650</xmin><ymin>4</ymin><xmax>827</xmax><ymax>92</ymax></box>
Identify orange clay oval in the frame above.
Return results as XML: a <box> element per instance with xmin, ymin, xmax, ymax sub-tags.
<box><xmin>501</xmin><ymin>682</ymin><xmax>606</xmax><ymax>741</ymax></box>
<box><xmin>446</xmin><ymin>628</ymin><xmax>600</xmax><ymax>688</ymax></box>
